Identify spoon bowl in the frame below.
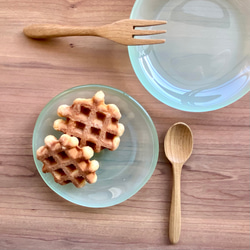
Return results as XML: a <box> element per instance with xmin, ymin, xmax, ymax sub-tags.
<box><xmin>164</xmin><ymin>122</ymin><xmax>193</xmax><ymax>244</ymax></box>
<box><xmin>165</xmin><ymin>122</ymin><xmax>193</xmax><ymax>163</ymax></box>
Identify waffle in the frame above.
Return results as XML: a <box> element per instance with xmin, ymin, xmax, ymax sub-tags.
<box><xmin>53</xmin><ymin>91</ymin><xmax>125</xmax><ymax>153</ymax></box>
<box><xmin>36</xmin><ymin>134</ymin><xmax>99</xmax><ymax>188</ymax></box>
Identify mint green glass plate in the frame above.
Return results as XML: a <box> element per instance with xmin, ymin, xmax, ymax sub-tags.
<box><xmin>32</xmin><ymin>85</ymin><xmax>159</xmax><ymax>208</ymax></box>
<box><xmin>128</xmin><ymin>0</ymin><xmax>250</xmax><ymax>112</ymax></box>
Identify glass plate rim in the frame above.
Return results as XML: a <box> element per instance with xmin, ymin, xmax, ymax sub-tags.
<box><xmin>32</xmin><ymin>84</ymin><xmax>159</xmax><ymax>208</ymax></box>
<box><xmin>128</xmin><ymin>0</ymin><xmax>250</xmax><ymax>112</ymax></box>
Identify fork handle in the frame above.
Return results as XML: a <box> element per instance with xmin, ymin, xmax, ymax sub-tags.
<box><xmin>23</xmin><ymin>24</ymin><xmax>98</xmax><ymax>39</ymax></box>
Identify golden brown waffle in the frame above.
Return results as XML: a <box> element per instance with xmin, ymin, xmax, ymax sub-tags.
<box><xmin>53</xmin><ymin>91</ymin><xmax>125</xmax><ymax>153</ymax></box>
<box><xmin>36</xmin><ymin>134</ymin><xmax>99</xmax><ymax>188</ymax></box>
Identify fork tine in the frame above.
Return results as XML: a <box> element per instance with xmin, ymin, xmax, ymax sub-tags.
<box><xmin>130</xmin><ymin>38</ymin><xmax>166</xmax><ymax>45</ymax></box>
<box><xmin>131</xmin><ymin>19</ymin><xmax>167</xmax><ymax>27</ymax></box>
<box><xmin>133</xmin><ymin>29</ymin><xmax>166</xmax><ymax>36</ymax></box>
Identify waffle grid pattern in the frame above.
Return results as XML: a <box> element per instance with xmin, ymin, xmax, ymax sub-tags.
<box><xmin>54</xmin><ymin>91</ymin><xmax>124</xmax><ymax>152</ymax></box>
<box><xmin>37</xmin><ymin>134</ymin><xmax>99</xmax><ymax>188</ymax></box>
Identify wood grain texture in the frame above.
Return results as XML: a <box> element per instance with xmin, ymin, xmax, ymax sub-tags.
<box><xmin>164</xmin><ymin>123</ymin><xmax>193</xmax><ymax>244</ymax></box>
<box><xmin>23</xmin><ymin>20</ymin><xmax>166</xmax><ymax>45</ymax></box>
<box><xmin>0</xmin><ymin>0</ymin><xmax>249</xmax><ymax>249</ymax></box>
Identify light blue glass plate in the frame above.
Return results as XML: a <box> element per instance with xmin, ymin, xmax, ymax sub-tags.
<box><xmin>128</xmin><ymin>0</ymin><xmax>250</xmax><ymax>112</ymax></box>
<box><xmin>32</xmin><ymin>85</ymin><xmax>159</xmax><ymax>208</ymax></box>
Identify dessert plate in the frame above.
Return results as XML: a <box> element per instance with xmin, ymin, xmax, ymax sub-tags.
<box><xmin>128</xmin><ymin>0</ymin><xmax>250</xmax><ymax>112</ymax></box>
<box><xmin>32</xmin><ymin>85</ymin><xmax>159</xmax><ymax>208</ymax></box>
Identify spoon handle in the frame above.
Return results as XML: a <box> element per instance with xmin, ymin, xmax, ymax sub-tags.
<box><xmin>169</xmin><ymin>163</ymin><xmax>182</xmax><ymax>244</ymax></box>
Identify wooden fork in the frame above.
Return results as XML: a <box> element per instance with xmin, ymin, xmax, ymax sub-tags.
<box><xmin>23</xmin><ymin>19</ymin><xmax>167</xmax><ymax>45</ymax></box>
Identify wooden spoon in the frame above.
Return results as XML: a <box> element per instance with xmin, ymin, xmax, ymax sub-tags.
<box><xmin>164</xmin><ymin>122</ymin><xmax>193</xmax><ymax>244</ymax></box>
